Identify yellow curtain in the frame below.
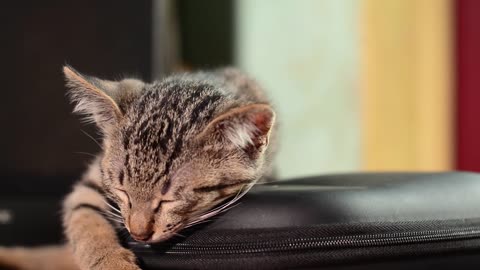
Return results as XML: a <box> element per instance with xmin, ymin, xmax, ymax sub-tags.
<box><xmin>360</xmin><ymin>0</ymin><xmax>453</xmax><ymax>171</ymax></box>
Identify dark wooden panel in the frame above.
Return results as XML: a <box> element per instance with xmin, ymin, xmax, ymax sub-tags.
<box><xmin>0</xmin><ymin>1</ymin><xmax>152</xmax><ymax>180</ymax></box>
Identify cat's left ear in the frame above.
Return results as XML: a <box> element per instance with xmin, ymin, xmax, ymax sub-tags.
<box><xmin>200</xmin><ymin>104</ymin><xmax>275</xmax><ymax>158</ymax></box>
<box><xmin>63</xmin><ymin>66</ymin><xmax>124</xmax><ymax>131</ymax></box>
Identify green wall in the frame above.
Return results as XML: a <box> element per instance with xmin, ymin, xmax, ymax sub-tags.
<box><xmin>236</xmin><ymin>0</ymin><xmax>360</xmax><ymax>177</ymax></box>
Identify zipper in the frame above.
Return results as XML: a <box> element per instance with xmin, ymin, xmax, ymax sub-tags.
<box><xmin>131</xmin><ymin>226</ymin><xmax>480</xmax><ymax>255</ymax></box>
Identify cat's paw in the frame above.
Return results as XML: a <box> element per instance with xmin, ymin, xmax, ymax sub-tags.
<box><xmin>87</xmin><ymin>247</ymin><xmax>141</xmax><ymax>270</ymax></box>
<box><xmin>0</xmin><ymin>247</ymin><xmax>25</xmax><ymax>270</ymax></box>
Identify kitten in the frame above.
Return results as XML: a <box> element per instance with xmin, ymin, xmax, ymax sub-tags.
<box><xmin>0</xmin><ymin>66</ymin><xmax>277</xmax><ymax>270</ymax></box>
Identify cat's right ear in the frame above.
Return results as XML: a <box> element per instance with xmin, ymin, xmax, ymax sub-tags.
<box><xmin>63</xmin><ymin>66</ymin><xmax>122</xmax><ymax>131</ymax></box>
<box><xmin>198</xmin><ymin>103</ymin><xmax>275</xmax><ymax>159</ymax></box>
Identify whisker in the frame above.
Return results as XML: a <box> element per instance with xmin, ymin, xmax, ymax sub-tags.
<box><xmin>73</xmin><ymin>151</ymin><xmax>97</xmax><ymax>158</ymax></box>
<box><xmin>201</xmin><ymin>183</ymin><xmax>253</xmax><ymax>218</ymax></box>
<box><xmin>184</xmin><ymin>219</ymin><xmax>212</xmax><ymax>228</ymax></box>
<box><xmin>187</xmin><ymin>182</ymin><xmax>255</xmax><ymax>227</ymax></box>
<box><xmin>103</xmin><ymin>200</ymin><xmax>122</xmax><ymax>214</ymax></box>
<box><xmin>194</xmin><ymin>186</ymin><xmax>245</xmax><ymax>218</ymax></box>
<box><xmin>104</xmin><ymin>210</ymin><xmax>123</xmax><ymax>219</ymax></box>
<box><xmin>254</xmin><ymin>178</ymin><xmax>283</xmax><ymax>185</ymax></box>
<box><xmin>100</xmin><ymin>206</ymin><xmax>125</xmax><ymax>225</ymax></box>
<box><xmin>80</xmin><ymin>129</ymin><xmax>102</xmax><ymax>148</ymax></box>
<box><xmin>216</xmin><ymin>201</ymin><xmax>242</xmax><ymax>214</ymax></box>
<box><xmin>173</xmin><ymin>232</ymin><xmax>186</xmax><ymax>238</ymax></box>
<box><xmin>103</xmin><ymin>212</ymin><xmax>123</xmax><ymax>220</ymax></box>
<box><xmin>104</xmin><ymin>216</ymin><xmax>124</xmax><ymax>224</ymax></box>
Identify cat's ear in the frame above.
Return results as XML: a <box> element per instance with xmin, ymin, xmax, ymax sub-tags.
<box><xmin>200</xmin><ymin>104</ymin><xmax>275</xmax><ymax>158</ymax></box>
<box><xmin>63</xmin><ymin>65</ymin><xmax>123</xmax><ymax>131</ymax></box>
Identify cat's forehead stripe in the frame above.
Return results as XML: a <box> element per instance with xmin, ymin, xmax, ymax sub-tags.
<box><xmin>152</xmin><ymin>94</ymin><xmax>223</xmax><ymax>185</ymax></box>
<box><xmin>121</xmin><ymin>79</ymin><xmax>225</xmax><ymax>185</ymax></box>
<box><xmin>118</xmin><ymin>170</ymin><xmax>124</xmax><ymax>185</ymax></box>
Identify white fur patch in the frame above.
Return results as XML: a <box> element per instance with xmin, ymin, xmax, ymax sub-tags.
<box><xmin>225</xmin><ymin>121</ymin><xmax>258</xmax><ymax>149</ymax></box>
<box><xmin>72</xmin><ymin>96</ymin><xmax>112</xmax><ymax>125</ymax></box>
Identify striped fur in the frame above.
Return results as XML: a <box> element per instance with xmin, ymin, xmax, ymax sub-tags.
<box><xmin>62</xmin><ymin>67</ymin><xmax>276</xmax><ymax>270</ymax></box>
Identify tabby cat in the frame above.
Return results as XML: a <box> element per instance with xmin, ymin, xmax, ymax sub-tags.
<box><xmin>0</xmin><ymin>66</ymin><xmax>276</xmax><ymax>270</ymax></box>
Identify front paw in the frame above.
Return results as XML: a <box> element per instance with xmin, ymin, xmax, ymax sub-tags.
<box><xmin>86</xmin><ymin>247</ymin><xmax>141</xmax><ymax>270</ymax></box>
<box><xmin>0</xmin><ymin>247</ymin><xmax>26</xmax><ymax>270</ymax></box>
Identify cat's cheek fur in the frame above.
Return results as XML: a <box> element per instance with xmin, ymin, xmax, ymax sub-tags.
<box><xmin>150</xmin><ymin>204</ymin><xmax>185</xmax><ymax>241</ymax></box>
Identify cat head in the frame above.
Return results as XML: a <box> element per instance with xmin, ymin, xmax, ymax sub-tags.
<box><xmin>64</xmin><ymin>66</ymin><xmax>275</xmax><ymax>243</ymax></box>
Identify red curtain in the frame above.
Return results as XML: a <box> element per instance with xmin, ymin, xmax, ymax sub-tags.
<box><xmin>456</xmin><ymin>0</ymin><xmax>480</xmax><ymax>171</ymax></box>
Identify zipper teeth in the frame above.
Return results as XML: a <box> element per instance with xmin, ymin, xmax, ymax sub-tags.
<box><xmin>148</xmin><ymin>227</ymin><xmax>480</xmax><ymax>255</ymax></box>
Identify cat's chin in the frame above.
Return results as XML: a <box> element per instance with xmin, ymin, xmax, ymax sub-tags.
<box><xmin>147</xmin><ymin>224</ymin><xmax>184</xmax><ymax>243</ymax></box>
<box><xmin>148</xmin><ymin>232</ymin><xmax>177</xmax><ymax>243</ymax></box>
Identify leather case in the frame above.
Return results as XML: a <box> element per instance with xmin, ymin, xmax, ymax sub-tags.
<box><xmin>126</xmin><ymin>172</ymin><xmax>480</xmax><ymax>269</ymax></box>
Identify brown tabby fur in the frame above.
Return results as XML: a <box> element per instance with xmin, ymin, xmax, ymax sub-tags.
<box><xmin>0</xmin><ymin>66</ymin><xmax>277</xmax><ymax>270</ymax></box>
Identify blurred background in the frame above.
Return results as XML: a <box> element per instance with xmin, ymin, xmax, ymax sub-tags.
<box><xmin>1</xmin><ymin>0</ymin><xmax>480</xmax><ymax>244</ymax></box>
<box><xmin>3</xmin><ymin>0</ymin><xmax>479</xmax><ymax>179</ymax></box>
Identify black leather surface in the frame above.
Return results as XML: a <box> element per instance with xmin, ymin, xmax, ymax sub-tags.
<box><xmin>130</xmin><ymin>172</ymin><xmax>480</xmax><ymax>269</ymax></box>
<box><xmin>3</xmin><ymin>172</ymin><xmax>480</xmax><ymax>268</ymax></box>
<box><xmin>203</xmin><ymin>172</ymin><xmax>480</xmax><ymax>230</ymax></box>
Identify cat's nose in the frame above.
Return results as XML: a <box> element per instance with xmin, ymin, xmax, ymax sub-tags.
<box><xmin>129</xmin><ymin>212</ymin><xmax>154</xmax><ymax>242</ymax></box>
<box><xmin>131</xmin><ymin>230</ymin><xmax>154</xmax><ymax>242</ymax></box>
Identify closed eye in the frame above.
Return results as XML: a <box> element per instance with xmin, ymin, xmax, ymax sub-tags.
<box><xmin>115</xmin><ymin>188</ymin><xmax>132</xmax><ymax>208</ymax></box>
<box><xmin>193</xmin><ymin>179</ymin><xmax>253</xmax><ymax>193</ymax></box>
<box><xmin>153</xmin><ymin>200</ymin><xmax>174</xmax><ymax>213</ymax></box>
